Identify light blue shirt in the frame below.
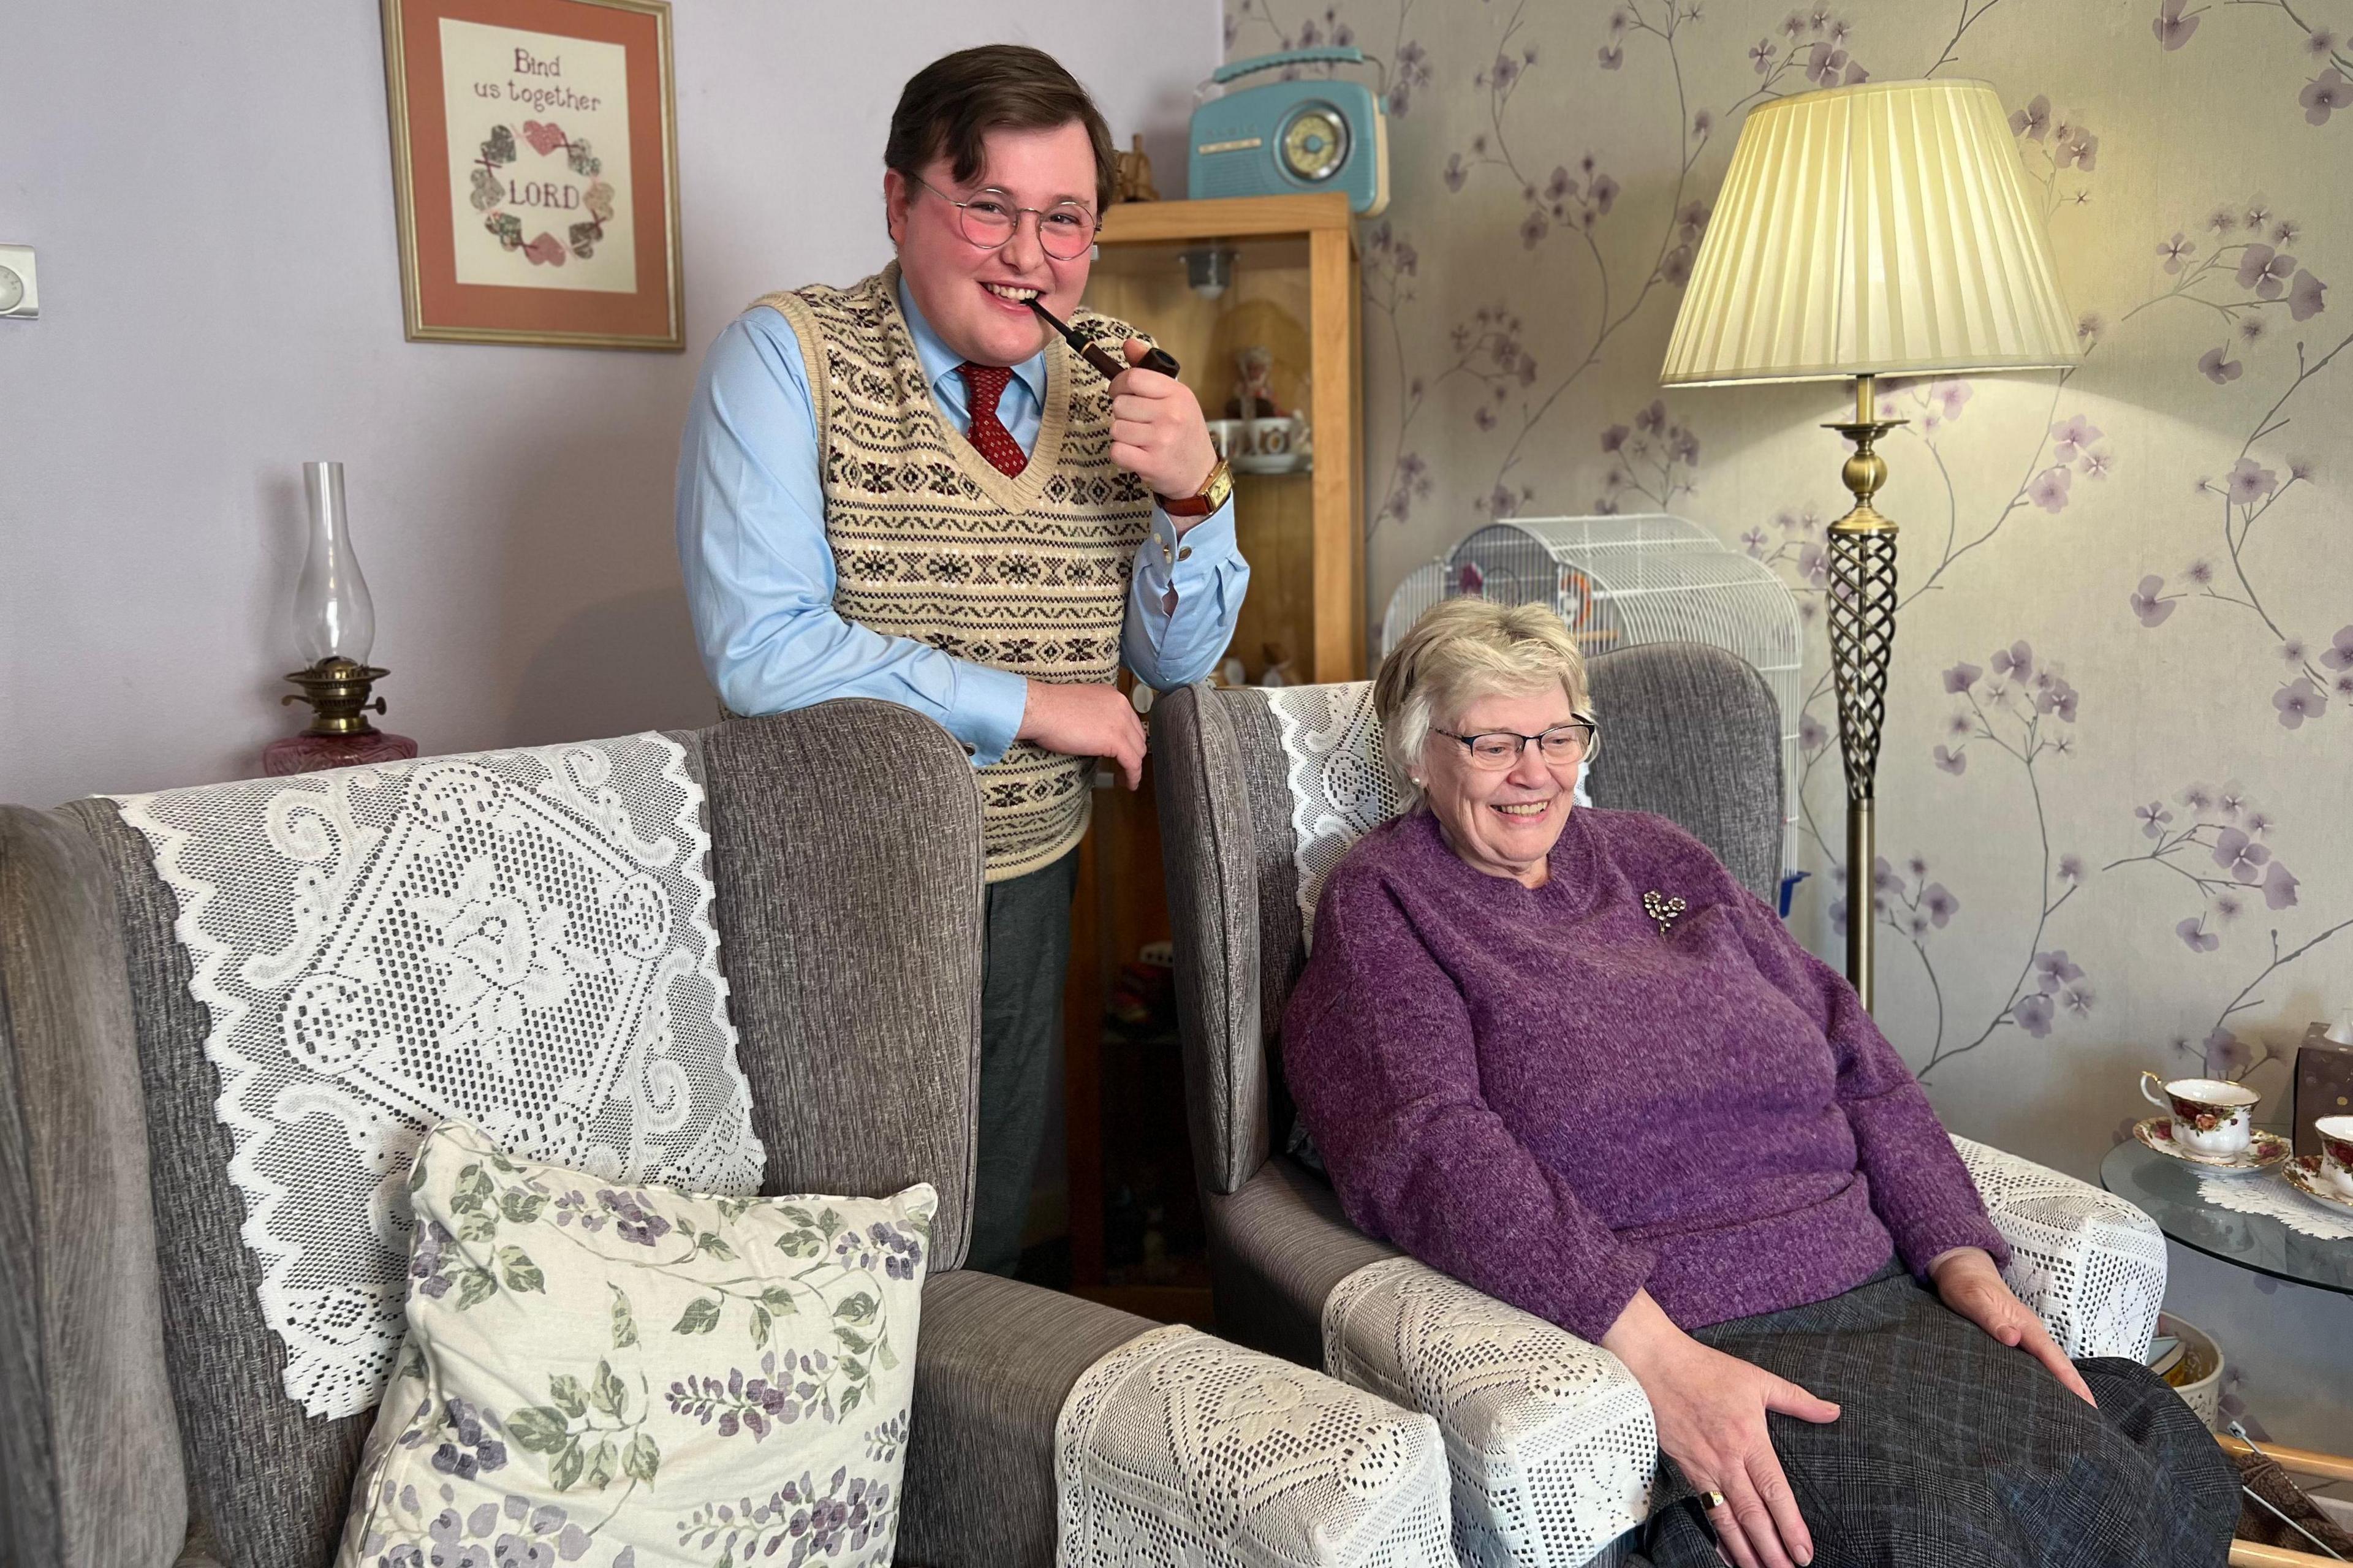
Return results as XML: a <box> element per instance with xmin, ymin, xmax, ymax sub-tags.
<box><xmin>675</xmin><ymin>276</ymin><xmax>1248</xmax><ymax>766</ymax></box>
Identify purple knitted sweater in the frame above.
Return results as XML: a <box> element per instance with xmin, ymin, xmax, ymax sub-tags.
<box><xmin>1283</xmin><ymin>805</ymin><xmax>2008</xmax><ymax>1344</ymax></box>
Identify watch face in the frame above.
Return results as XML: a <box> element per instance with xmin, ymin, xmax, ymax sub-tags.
<box><xmin>1279</xmin><ymin>105</ymin><xmax>1350</xmax><ymax>183</ymax></box>
<box><xmin>0</xmin><ymin>266</ymin><xmax>22</xmax><ymax>314</ymax></box>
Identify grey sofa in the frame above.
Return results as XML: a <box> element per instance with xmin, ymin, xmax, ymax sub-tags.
<box><xmin>1149</xmin><ymin>642</ymin><xmax>2172</xmax><ymax>1563</ymax></box>
<box><xmin>0</xmin><ymin>702</ymin><xmax>1175</xmax><ymax>1568</ymax></box>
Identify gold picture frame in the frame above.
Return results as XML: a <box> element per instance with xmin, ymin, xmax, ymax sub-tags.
<box><xmin>381</xmin><ymin>0</ymin><xmax>683</xmax><ymax>349</ymax></box>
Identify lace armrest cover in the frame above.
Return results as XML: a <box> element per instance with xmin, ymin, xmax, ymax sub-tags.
<box><xmin>1056</xmin><ymin>1323</ymin><xmax>1454</xmax><ymax>1568</ymax></box>
<box><xmin>1322</xmin><ymin>1258</ymin><xmax>1656</xmax><ymax>1568</ymax></box>
<box><xmin>1953</xmin><ymin>1135</ymin><xmax>2165</xmax><ymax>1362</ymax></box>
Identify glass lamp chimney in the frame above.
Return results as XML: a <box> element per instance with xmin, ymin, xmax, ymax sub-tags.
<box><xmin>294</xmin><ymin>461</ymin><xmax>375</xmax><ymax>665</ymax></box>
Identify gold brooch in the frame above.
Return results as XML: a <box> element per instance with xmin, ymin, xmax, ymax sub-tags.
<box><xmin>1643</xmin><ymin>890</ymin><xmax>1687</xmax><ymax>936</ymax></box>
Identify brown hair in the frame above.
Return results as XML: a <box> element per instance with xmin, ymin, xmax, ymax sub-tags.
<box><xmin>885</xmin><ymin>45</ymin><xmax>1117</xmax><ymax>215</ymax></box>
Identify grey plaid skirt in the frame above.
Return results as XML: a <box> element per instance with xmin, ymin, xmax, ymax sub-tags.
<box><xmin>1632</xmin><ymin>1262</ymin><xmax>2238</xmax><ymax>1568</ymax></box>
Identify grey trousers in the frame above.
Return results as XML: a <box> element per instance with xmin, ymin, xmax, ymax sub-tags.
<box><xmin>968</xmin><ymin>847</ymin><xmax>1079</xmax><ymax>1276</ymax></box>
<box><xmin>1635</xmin><ymin>1263</ymin><xmax>2239</xmax><ymax>1568</ymax></box>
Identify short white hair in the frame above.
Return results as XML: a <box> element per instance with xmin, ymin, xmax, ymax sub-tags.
<box><xmin>1373</xmin><ymin>598</ymin><xmax>1595</xmax><ymax>807</ymax></box>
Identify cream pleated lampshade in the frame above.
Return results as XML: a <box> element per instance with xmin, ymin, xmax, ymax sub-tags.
<box><xmin>1660</xmin><ymin>78</ymin><xmax>2078</xmax><ymax>387</ymax></box>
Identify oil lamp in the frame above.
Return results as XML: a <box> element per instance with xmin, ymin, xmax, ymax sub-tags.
<box><xmin>262</xmin><ymin>461</ymin><xmax>419</xmax><ymax>775</ymax></box>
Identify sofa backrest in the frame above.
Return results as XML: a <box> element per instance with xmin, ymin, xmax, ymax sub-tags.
<box><xmin>29</xmin><ymin>699</ymin><xmax>985</xmax><ymax>1568</ymax></box>
<box><xmin>0</xmin><ymin>805</ymin><xmax>189</xmax><ymax>1568</ymax></box>
<box><xmin>697</xmin><ymin>702</ymin><xmax>985</xmax><ymax>1269</ymax></box>
<box><xmin>1153</xmin><ymin>641</ymin><xmax>1785</xmax><ymax>1197</ymax></box>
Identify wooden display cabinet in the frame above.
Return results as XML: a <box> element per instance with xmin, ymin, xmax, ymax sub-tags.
<box><xmin>1050</xmin><ymin>195</ymin><xmax>1363</xmax><ymax>1324</ymax></box>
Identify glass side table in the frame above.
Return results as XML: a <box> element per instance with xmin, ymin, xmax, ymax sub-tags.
<box><xmin>2100</xmin><ymin>1137</ymin><xmax>2353</xmax><ymax>1295</ymax></box>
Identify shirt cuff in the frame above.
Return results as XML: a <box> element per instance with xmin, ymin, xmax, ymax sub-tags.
<box><xmin>949</xmin><ymin>662</ymin><xmax>1028</xmax><ymax>768</ymax></box>
<box><xmin>1133</xmin><ymin>498</ymin><xmax>1240</xmax><ymax>605</ymax></box>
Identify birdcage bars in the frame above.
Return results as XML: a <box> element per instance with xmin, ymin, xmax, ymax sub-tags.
<box><xmin>1385</xmin><ymin>513</ymin><xmax>1806</xmax><ymax>880</ymax></box>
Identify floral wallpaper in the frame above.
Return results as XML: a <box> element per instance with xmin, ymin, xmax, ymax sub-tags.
<box><xmin>1225</xmin><ymin>0</ymin><xmax>2351</xmax><ymax>1446</ymax></box>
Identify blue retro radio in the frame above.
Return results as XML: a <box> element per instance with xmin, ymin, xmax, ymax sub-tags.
<box><xmin>1187</xmin><ymin>47</ymin><xmax>1389</xmax><ymax>216</ymax></box>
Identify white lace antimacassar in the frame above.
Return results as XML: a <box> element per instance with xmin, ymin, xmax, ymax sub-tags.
<box><xmin>1055</xmin><ymin>1322</ymin><xmax>1455</xmax><ymax>1567</ymax></box>
<box><xmin>1322</xmin><ymin>1258</ymin><xmax>1657</xmax><ymax>1568</ymax></box>
<box><xmin>2196</xmin><ymin>1170</ymin><xmax>2353</xmax><ymax>1241</ymax></box>
<box><xmin>1264</xmin><ymin>683</ymin><xmax>1591</xmax><ymax>951</ymax></box>
<box><xmin>1953</xmin><ymin>1137</ymin><xmax>2166</xmax><ymax>1361</ymax></box>
<box><xmin>110</xmin><ymin>735</ymin><xmax>765</xmax><ymax>1419</ymax></box>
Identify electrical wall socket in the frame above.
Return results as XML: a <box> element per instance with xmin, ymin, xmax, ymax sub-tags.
<box><xmin>0</xmin><ymin>246</ymin><xmax>39</xmax><ymax>319</ymax></box>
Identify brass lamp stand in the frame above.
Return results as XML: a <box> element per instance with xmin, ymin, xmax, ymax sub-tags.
<box><xmin>1822</xmin><ymin>374</ymin><xmax>1904</xmax><ymax>1012</ymax></box>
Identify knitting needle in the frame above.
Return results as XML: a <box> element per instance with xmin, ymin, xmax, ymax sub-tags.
<box><xmin>1025</xmin><ymin>297</ymin><xmax>1181</xmax><ymax>381</ymax></box>
<box><xmin>2229</xmin><ymin>1423</ymin><xmax>2347</xmax><ymax>1561</ymax></box>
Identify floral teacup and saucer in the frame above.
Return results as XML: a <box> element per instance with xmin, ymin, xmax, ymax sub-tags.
<box><xmin>2131</xmin><ymin>1072</ymin><xmax>2287</xmax><ymax>1174</ymax></box>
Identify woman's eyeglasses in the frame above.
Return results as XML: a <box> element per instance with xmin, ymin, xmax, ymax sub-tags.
<box><xmin>1435</xmin><ymin>720</ymin><xmax>1597</xmax><ymax>770</ymax></box>
<box><xmin>912</xmin><ymin>176</ymin><xmax>1099</xmax><ymax>261</ymax></box>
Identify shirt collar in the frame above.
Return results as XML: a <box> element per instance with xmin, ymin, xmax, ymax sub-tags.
<box><xmin>897</xmin><ymin>272</ymin><xmax>1048</xmax><ymax>407</ymax></box>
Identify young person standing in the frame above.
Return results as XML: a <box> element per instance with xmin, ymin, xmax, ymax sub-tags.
<box><xmin>676</xmin><ymin>46</ymin><xmax>1246</xmax><ymax>1274</ymax></box>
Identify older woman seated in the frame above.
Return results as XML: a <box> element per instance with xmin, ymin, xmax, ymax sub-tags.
<box><xmin>1283</xmin><ymin>600</ymin><xmax>2236</xmax><ymax>1568</ymax></box>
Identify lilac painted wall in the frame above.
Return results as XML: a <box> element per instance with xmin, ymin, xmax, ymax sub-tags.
<box><xmin>0</xmin><ymin>0</ymin><xmax>1214</xmax><ymax>804</ymax></box>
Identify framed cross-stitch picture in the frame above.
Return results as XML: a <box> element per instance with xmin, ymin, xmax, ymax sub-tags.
<box><xmin>381</xmin><ymin>0</ymin><xmax>682</xmax><ymax>349</ymax></box>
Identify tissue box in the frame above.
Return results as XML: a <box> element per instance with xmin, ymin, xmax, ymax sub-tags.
<box><xmin>2294</xmin><ymin>1020</ymin><xmax>2353</xmax><ymax>1156</ymax></box>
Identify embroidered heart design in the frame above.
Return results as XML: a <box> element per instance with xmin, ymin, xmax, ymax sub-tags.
<box><xmin>520</xmin><ymin>119</ymin><xmax>568</xmax><ymax>156</ymax></box>
<box><xmin>521</xmin><ymin>233</ymin><xmax>567</xmax><ymax>267</ymax></box>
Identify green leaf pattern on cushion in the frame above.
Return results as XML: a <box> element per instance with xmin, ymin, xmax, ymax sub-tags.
<box><xmin>335</xmin><ymin>1121</ymin><xmax>932</xmax><ymax>1568</ymax></box>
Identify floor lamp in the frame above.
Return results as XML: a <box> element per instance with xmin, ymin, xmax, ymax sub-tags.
<box><xmin>1660</xmin><ymin>78</ymin><xmax>2080</xmax><ymax>1011</ymax></box>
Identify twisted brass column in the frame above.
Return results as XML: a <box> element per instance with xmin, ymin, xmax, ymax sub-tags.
<box><xmin>1823</xmin><ymin>374</ymin><xmax>1904</xmax><ymax>1013</ymax></box>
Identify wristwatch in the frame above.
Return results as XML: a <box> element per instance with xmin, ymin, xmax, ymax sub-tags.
<box><xmin>1158</xmin><ymin>457</ymin><xmax>1232</xmax><ymax>518</ymax></box>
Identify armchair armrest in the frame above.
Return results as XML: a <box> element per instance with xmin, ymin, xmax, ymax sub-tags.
<box><xmin>899</xmin><ymin>1270</ymin><xmax>1158</xmax><ymax>1566</ymax></box>
<box><xmin>1058</xmin><ymin>1322</ymin><xmax>1454</xmax><ymax>1567</ymax></box>
<box><xmin>1323</xmin><ymin>1258</ymin><xmax>1658</xmax><ymax>1568</ymax></box>
<box><xmin>1952</xmin><ymin>1135</ymin><xmax>2167</xmax><ymax>1362</ymax></box>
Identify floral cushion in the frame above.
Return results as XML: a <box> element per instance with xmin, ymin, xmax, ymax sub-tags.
<box><xmin>336</xmin><ymin>1120</ymin><xmax>934</xmax><ymax>1568</ymax></box>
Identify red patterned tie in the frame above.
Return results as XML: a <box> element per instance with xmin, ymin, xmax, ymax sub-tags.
<box><xmin>957</xmin><ymin>362</ymin><xmax>1028</xmax><ymax>478</ymax></box>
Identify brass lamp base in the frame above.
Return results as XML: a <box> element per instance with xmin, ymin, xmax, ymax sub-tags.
<box><xmin>281</xmin><ymin>656</ymin><xmax>392</xmax><ymax>737</ymax></box>
<box><xmin>1823</xmin><ymin>374</ymin><xmax>1904</xmax><ymax>1013</ymax></box>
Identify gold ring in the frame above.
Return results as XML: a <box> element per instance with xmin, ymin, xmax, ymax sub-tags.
<box><xmin>1702</xmin><ymin>1489</ymin><xmax>1727</xmax><ymax>1511</ymax></box>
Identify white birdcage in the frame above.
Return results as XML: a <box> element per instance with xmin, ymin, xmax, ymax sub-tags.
<box><xmin>1377</xmin><ymin>559</ymin><xmax>1450</xmax><ymax>659</ymax></box>
<box><xmin>1379</xmin><ymin>513</ymin><xmax>1805</xmax><ymax>881</ymax></box>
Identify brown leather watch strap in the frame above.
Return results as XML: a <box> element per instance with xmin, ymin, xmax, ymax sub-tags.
<box><xmin>1158</xmin><ymin>457</ymin><xmax>1232</xmax><ymax>518</ymax></box>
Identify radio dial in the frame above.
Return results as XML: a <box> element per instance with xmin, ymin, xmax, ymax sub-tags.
<box><xmin>1279</xmin><ymin>105</ymin><xmax>1350</xmax><ymax>183</ymax></box>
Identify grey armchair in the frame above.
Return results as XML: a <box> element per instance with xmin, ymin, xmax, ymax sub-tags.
<box><xmin>1150</xmin><ymin>643</ymin><xmax>2170</xmax><ymax>1566</ymax></box>
<box><xmin>2</xmin><ymin>701</ymin><xmax>1452</xmax><ymax>1568</ymax></box>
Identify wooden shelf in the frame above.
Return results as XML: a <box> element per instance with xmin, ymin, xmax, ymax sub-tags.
<box><xmin>1056</xmin><ymin>196</ymin><xmax>1366</xmax><ymax>1318</ymax></box>
<box><xmin>1097</xmin><ymin>191</ymin><xmax>1355</xmax><ymax>244</ymax></box>
<box><xmin>1087</xmin><ymin>196</ymin><xmax>1363</xmax><ymax>684</ymax></box>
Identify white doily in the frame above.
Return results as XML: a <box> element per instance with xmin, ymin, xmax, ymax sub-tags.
<box><xmin>1323</xmin><ymin>1257</ymin><xmax>1656</xmax><ymax>1568</ymax></box>
<box><xmin>111</xmin><ymin>735</ymin><xmax>764</xmax><ymax>1418</ymax></box>
<box><xmin>1953</xmin><ymin>1137</ymin><xmax>2165</xmax><ymax>1362</ymax></box>
<box><xmin>2196</xmin><ymin>1172</ymin><xmax>2353</xmax><ymax>1240</ymax></box>
<box><xmin>1264</xmin><ymin>683</ymin><xmax>1591</xmax><ymax>950</ymax></box>
<box><xmin>1056</xmin><ymin>1322</ymin><xmax>1454</xmax><ymax>1568</ymax></box>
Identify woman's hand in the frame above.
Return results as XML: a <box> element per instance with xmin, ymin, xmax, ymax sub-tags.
<box><xmin>1928</xmin><ymin>1246</ymin><xmax>2097</xmax><ymax>1407</ymax></box>
<box><xmin>1603</xmin><ymin>1290</ymin><xmax>1840</xmax><ymax>1568</ymax></box>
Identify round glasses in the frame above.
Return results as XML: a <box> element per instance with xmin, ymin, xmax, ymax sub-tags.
<box><xmin>912</xmin><ymin>176</ymin><xmax>1099</xmax><ymax>261</ymax></box>
<box><xmin>1435</xmin><ymin>720</ymin><xmax>1597</xmax><ymax>771</ymax></box>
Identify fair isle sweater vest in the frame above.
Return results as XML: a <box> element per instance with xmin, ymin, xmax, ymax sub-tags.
<box><xmin>756</xmin><ymin>264</ymin><xmax>1155</xmax><ymax>882</ymax></box>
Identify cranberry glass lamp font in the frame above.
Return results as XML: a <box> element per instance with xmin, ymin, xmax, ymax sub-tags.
<box><xmin>263</xmin><ymin>461</ymin><xmax>419</xmax><ymax>776</ymax></box>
